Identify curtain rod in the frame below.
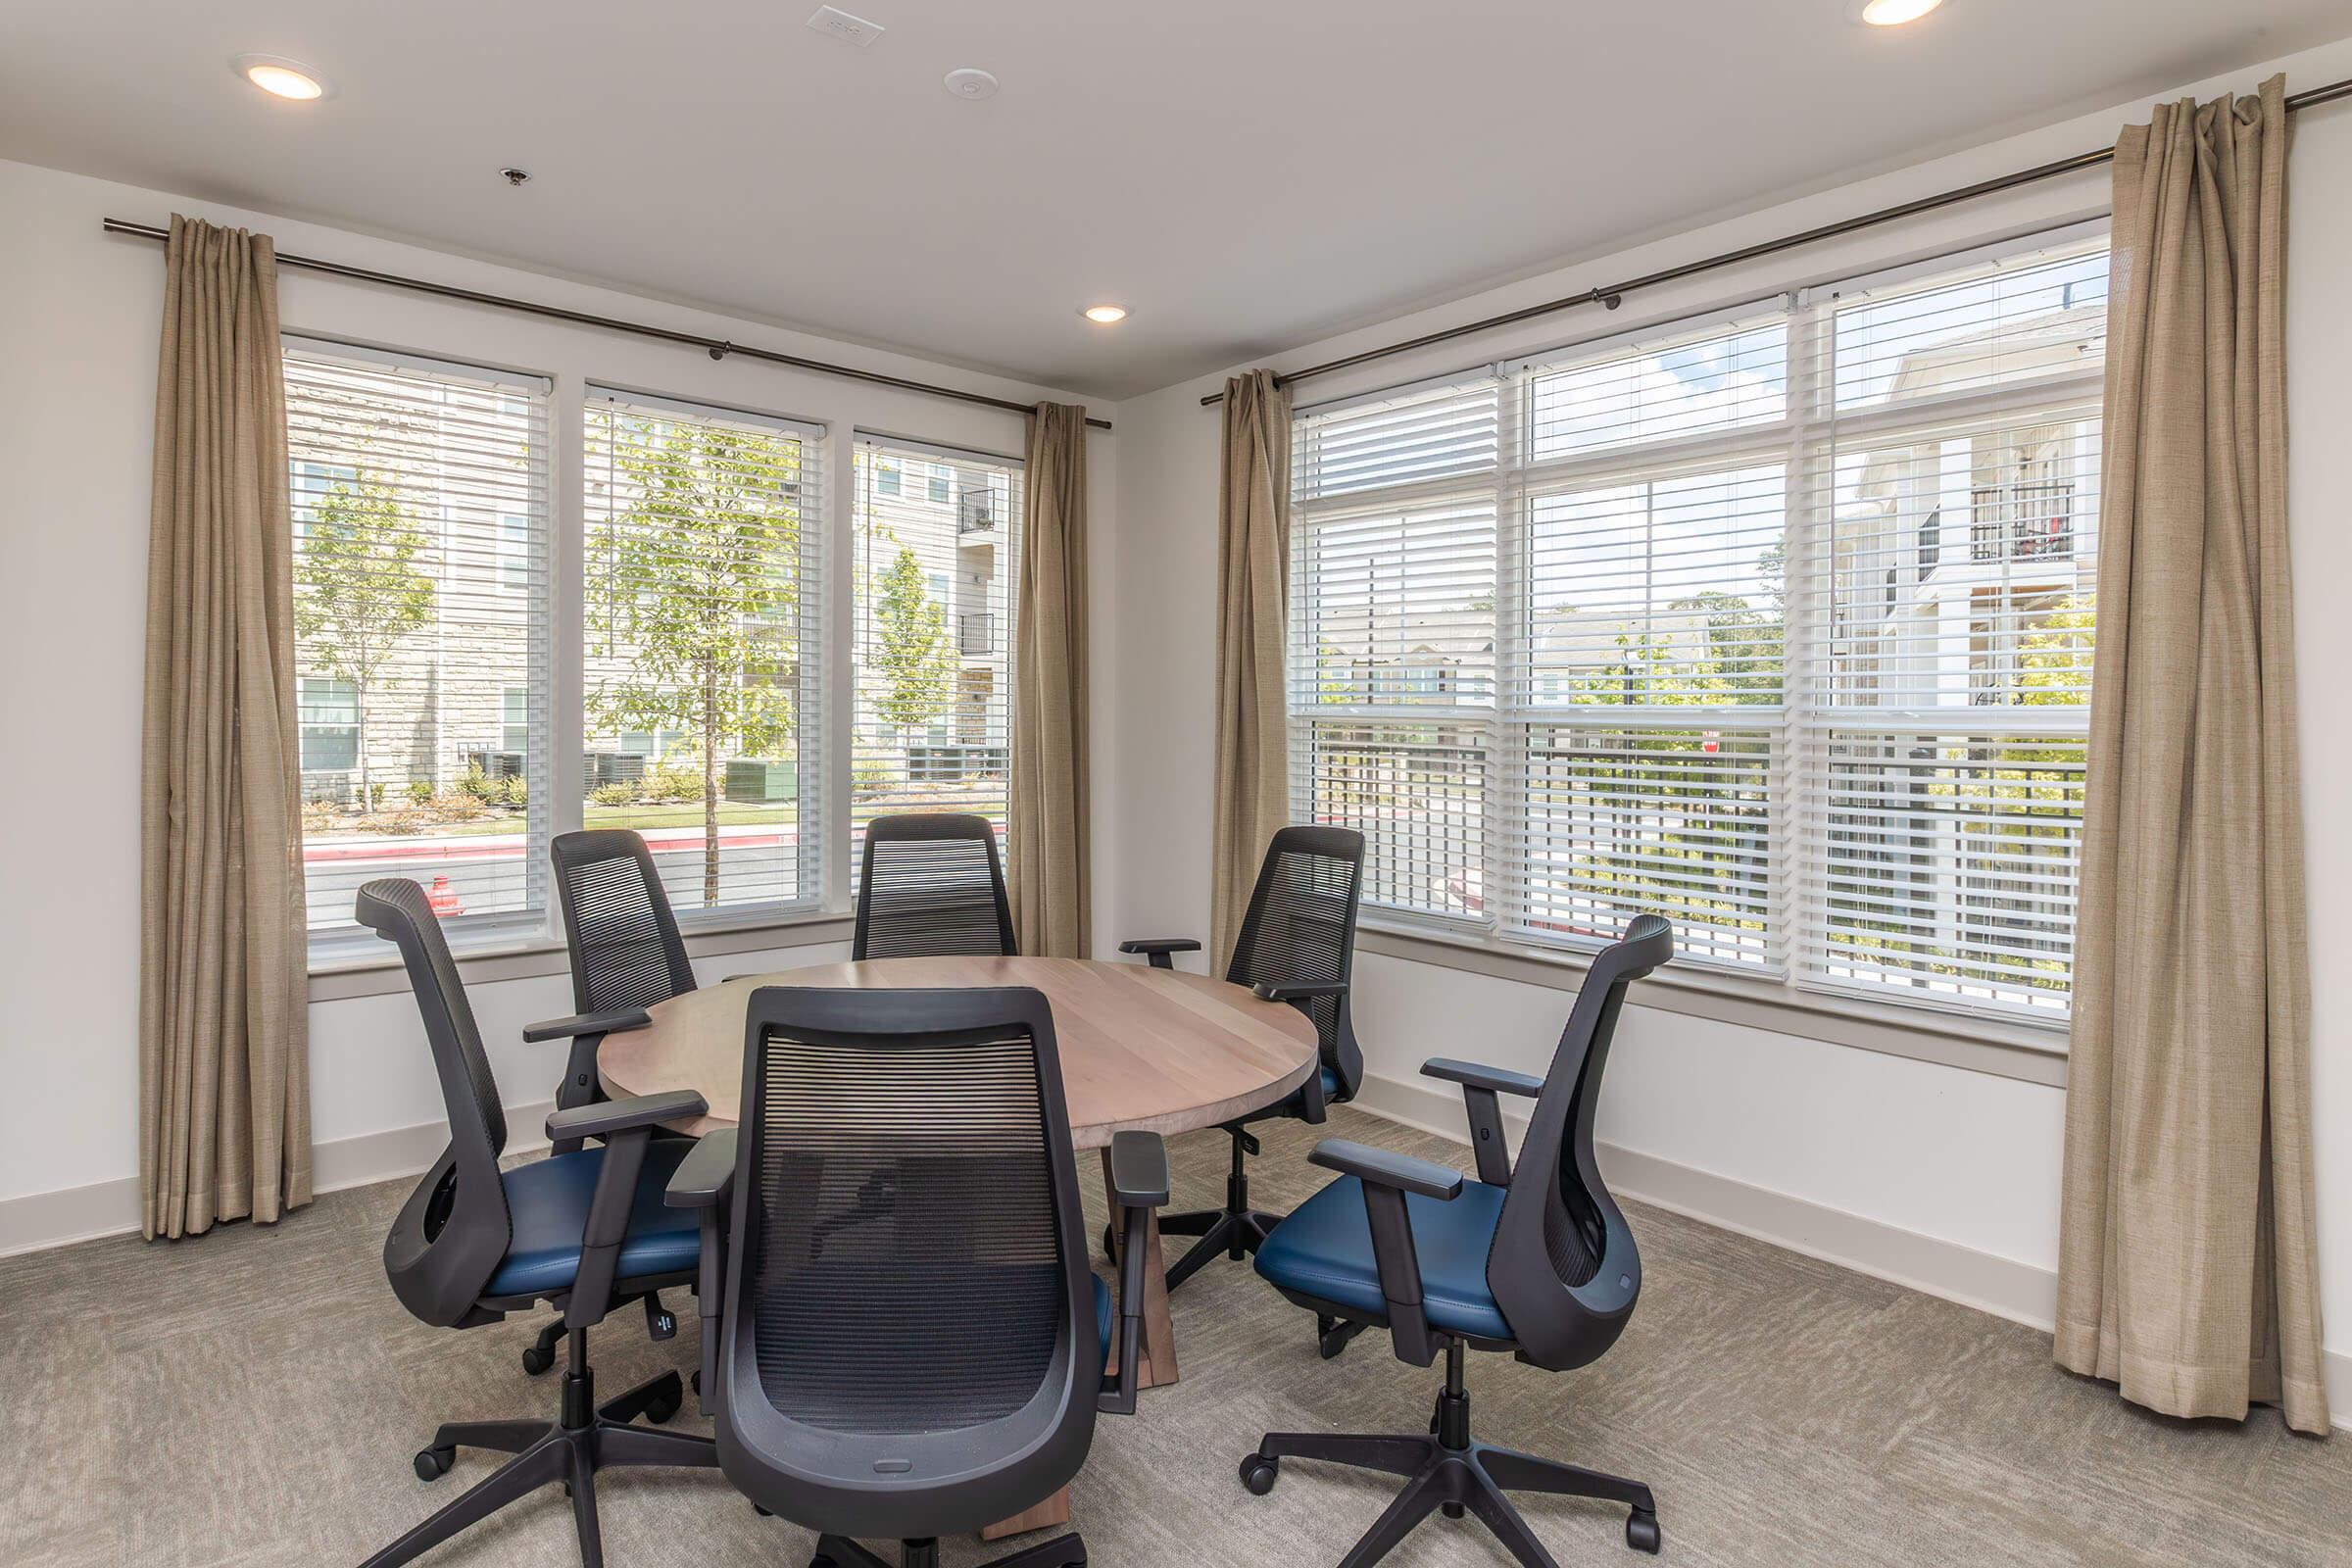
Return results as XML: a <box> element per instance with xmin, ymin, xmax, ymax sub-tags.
<box><xmin>100</xmin><ymin>218</ymin><xmax>1112</xmax><ymax>431</ymax></box>
<box><xmin>1201</xmin><ymin>73</ymin><xmax>2352</xmax><ymax>409</ymax></box>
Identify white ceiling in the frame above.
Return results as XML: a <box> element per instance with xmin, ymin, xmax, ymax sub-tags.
<box><xmin>3</xmin><ymin>1</ymin><xmax>2344</xmax><ymax>399</ymax></box>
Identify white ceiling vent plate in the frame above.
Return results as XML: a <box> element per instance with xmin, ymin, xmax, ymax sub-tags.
<box><xmin>807</xmin><ymin>5</ymin><xmax>884</xmax><ymax>47</ymax></box>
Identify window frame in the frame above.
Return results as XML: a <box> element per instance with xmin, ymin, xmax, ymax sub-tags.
<box><xmin>580</xmin><ymin>383</ymin><xmax>831</xmax><ymax>931</ymax></box>
<box><xmin>284</xmin><ymin>335</ymin><xmax>556</xmax><ymax>965</ymax></box>
<box><xmin>1287</xmin><ymin>221</ymin><xmax>2110</xmax><ymax>1048</ymax></box>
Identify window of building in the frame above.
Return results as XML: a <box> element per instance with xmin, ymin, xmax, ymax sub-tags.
<box><xmin>1288</xmin><ymin>229</ymin><xmax>2107</xmax><ymax>1027</ymax></box>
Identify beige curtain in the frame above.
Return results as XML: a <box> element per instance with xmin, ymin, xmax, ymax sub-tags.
<box><xmin>1209</xmin><ymin>370</ymin><xmax>1294</xmax><ymax>961</ymax></box>
<box><xmin>2055</xmin><ymin>76</ymin><xmax>2326</xmax><ymax>1434</ymax></box>
<box><xmin>140</xmin><ymin>216</ymin><xmax>311</xmax><ymax>1240</ymax></box>
<box><xmin>1008</xmin><ymin>401</ymin><xmax>1092</xmax><ymax>956</ymax></box>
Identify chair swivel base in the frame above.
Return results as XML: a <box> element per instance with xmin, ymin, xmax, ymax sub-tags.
<box><xmin>362</xmin><ymin>1344</ymin><xmax>717</xmax><ymax>1568</ymax></box>
<box><xmin>1238</xmin><ymin>1358</ymin><xmax>1659</xmax><ymax>1566</ymax></box>
<box><xmin>1104</xmin><ymin>1124</ymin><xmax>1288</xmax><ymax>1295</ymax></box>
<box><xmin>809</xmin><ymin>1530</ymin><xmax>1088</xmax><ymax>1568</ymax></box>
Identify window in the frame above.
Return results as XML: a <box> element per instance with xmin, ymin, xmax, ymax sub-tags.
<box><xmin>1289</xmin><ymin>230</ymin><xmax>2107</xmax><ymax>1027</ymax></box>
<box><xmin>583</xmin><ymin>389</ymin><xmax>825</xmax><ymax>919</ymax></box>
<box><xmin>297</xmin><ymin>677</ymin><xmax>360</xmax><ymax>773</ymax></box>
<box><xmin>285</xmin><ymin>341</ymin><xmax>551</xmax><ymax>950</ymax></box>
<box><xmin>502</xmin><ymin>686</ymin><xmax>531</xmax><ymax>757</ymax></box>
<box><xmin>853</xmin><ymin>436</ymin><xmax>1021</xmax><ymax>848</ymax></box>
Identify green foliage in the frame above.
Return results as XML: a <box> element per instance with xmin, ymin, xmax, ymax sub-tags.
<box><xmin>869</xmin><ymin>542</ymin><xmax>956</xmax><ymax>735</ymax></box>
<box><xmin>293</xmin><ymin>468</ymin><xmax>435</xmax><ymax>805</ymax></box>
<box><xmin>589</xmin><ymin>781</ymin><xmax>638</xmax><ymax>808</ymax></box>
<box><xmin>853</xmin><ymin>754</ymin><xmax>897</xmax><ymax>798</ymax></box>
<box><xmin>457</xmin><ymin>763</ymin><xmax>497</xmax><ymax>803</ymax></box>
<box><xmin>585</xmin><ymin>413</ymin><xmax>802</xmax><ymax>905</ymax></box>
<box><xmin>500</xmin><ymin>774</ymin><xmax>528</xmax><ymax>808</ymax></box>
<box><xmin>405</xmin><ymin>779</ymin><xmax>435</xmax><ymax>806</ymax></box>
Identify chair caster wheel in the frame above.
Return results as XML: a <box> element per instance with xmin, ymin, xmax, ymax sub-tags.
<box><xmin>1315</xmin><ymin>1316</ymin><xmax>1357</xmax><ymax>1359</ymax></box>
<box><xmin>1626</xmin><ymin>1509</ymin><xmax>1661</xmax><ymax>1554</ymax></box>
<box><xmin>1239</xmin><ymin>1453</ymin><xmax>1279</xmax><ymax>1495</ymax></box>
<box><xmin>413</xmin><ymin>1446</ymin><xmax>455</xmax><ymax>1482</ymax></box>
<box><xmin>755</xmin><ymin>1503</ymin><xmax>773</xmax><ymax>1517</ymax></box>
<box><xmin>520</xmin><ymin>1345</ymin><xmax>555</xmax><ymax>1376</ymax></box>
<box><xmin>691</xmin><ymin>1370</ymin><xmax>702</xmax><ymax>1396</ymax></box>
<box><xmin>1101</xmin><ymin>1222</ymin><xmax>1119</xmax><ymax>1263</ymax></box>
<box><xmin>645</xmin><ymin>1390</ymin><xmax>681</xmax><ymax>1425</ymax></box>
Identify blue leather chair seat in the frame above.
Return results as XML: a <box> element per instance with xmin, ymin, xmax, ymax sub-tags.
<box><xmin>487</xmin><ymin>1140</ymin><xmax>704</xmax><ymax>1299</ymax></box>
<box><xmin>1252</xmin><ymin>1173</ymin><xmax>1513</xmax><ymax>1343</ymax></box>
<box><xmin>1092</xmin><ymin>1275</ymin><xmax>1112</xmax><ymax>1351</ymax></box>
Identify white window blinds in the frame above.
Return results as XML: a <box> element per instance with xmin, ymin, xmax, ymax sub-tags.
<box><xmin>1289</xmin><ymin>228</ymin><xmax>2108</xmax><ymax>1029</ymax></box>
<box><xmin>1792</xmin><ymin>239</ymin><xmax>2106</xmax><ymax>1020</ymax></box>
<box><xmin>851</xmin><ymin>436</ymin><xmax>1022</xmax><ymax>850</ymax></box>
<box><xmin>285</xmin><ymin>340</ymin><xmax>551</xmax><ymax>949</ymax></box>
<box><xmin>582</xmin><ymin>388</ymin><xmax>825</xmax><ymax>917</ymax></box>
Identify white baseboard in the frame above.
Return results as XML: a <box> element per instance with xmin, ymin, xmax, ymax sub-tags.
<box><xmin>0</xmin><ymin>1100</ymin><xmax>554</xmax><ymax>1259</ymax></box>
<box><xmin>1348</xmin><ymin>1071</ymin><xmax>2352</xmax><ymax>1432</ymax></box>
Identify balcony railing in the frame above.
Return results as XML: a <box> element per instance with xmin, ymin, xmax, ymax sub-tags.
<box><xmin>1968</xmin><ymin>481</ymin><xmax>2075</xmax><ymax>564</ymax></box>
<box><xmin>959</xmin><ymin>611</ymin><xmax>995</xmax><ymax>656</ymax></box>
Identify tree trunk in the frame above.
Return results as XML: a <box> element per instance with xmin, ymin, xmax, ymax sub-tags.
<box><xmin>703</xmin><ymin>662</ymin><xmax>722</xmax><ymax>906</ymax></box>
<box><xmin>353</xmin><ymin>669</ymin><xmax>370</xmax><ymax>814</ymax></box>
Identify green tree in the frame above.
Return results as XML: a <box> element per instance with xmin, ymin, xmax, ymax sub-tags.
<box><xmin>870</xmin><ymin>541</ymin><xmax>956</xmax><ymax>741</ymax></box>
<box><xmin>585</xmin><ymin>414</ymin><xmax>801</xmax><ymax>906</ymax></box>
<box><xmin>292</xmin><ymin>471</ymin><xmax>434</xmax><ymax>809</ymax></box>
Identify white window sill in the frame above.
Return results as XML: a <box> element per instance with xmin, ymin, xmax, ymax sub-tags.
<box><xmin>307</xmin><ymin>909</ymin><xmax>856</xmax><ymax>1003</ymax></box>
<box><xmin>1353</xmin><ymin>919</ymin><xmax>2068</xmax><ymax>1089</ymax></box>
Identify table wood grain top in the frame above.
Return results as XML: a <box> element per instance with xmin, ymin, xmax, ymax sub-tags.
<box><xmin>597</xmin><ymin>955</ymin><xmax>1320</xmax><ymax>1149</ymax></box>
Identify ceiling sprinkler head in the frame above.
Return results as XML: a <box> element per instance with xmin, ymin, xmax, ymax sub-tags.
<box><xmin>500</xmin><ymin>168</ymin><xmax>532</xmax><ymax>187</ymax></box>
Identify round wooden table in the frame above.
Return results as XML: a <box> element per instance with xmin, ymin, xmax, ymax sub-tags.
<box><xmin>601</xmin><ymin>956</ymin><xmax>1320</xmax><ymax>1543</ymax></box>
<box><xmin>599</xmin><ymin>955</ymin><xmax>1321</xmax><ymax>1153</ymax></box>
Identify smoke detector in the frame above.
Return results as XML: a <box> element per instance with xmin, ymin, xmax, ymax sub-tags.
<box><xmin>944</xmin><ymin>67</ymin><xmax>1000</xmax><ymax>100</ymax></box>
<box><xmin>807</xmin><ymin>5</ymin><xmax>885</xmax><ymax>46</ymax></box>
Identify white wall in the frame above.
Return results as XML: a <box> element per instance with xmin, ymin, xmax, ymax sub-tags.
<box><xmin>1104</xmin><ymin>34</ymin><xmax>2352</xmax><ymax>1396</ymax></box>
<box><xmin>0</xmin><ymin>155</ymin><xmax>1120</xmax><ymax>1236</ymax></box>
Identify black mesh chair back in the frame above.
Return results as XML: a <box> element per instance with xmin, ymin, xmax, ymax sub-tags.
<box><xmin>1485</xmin><ymin>913</ymin><xmax>1672</xmax><ymax>1372</ymax></box>
<box><xmin>853</xmin><ymin>812</ymin><xmax>1017</xmax><ymax>961</ymax></box>
<box><xmin>355</xmin><ymin>878</ymin><xmax>514</xmax><ymax>1329</ymax></box>
<box><xmin>1227</xmin><ymin>825</ymin><xmax>1366</xmax><ymax>1102</ymax></box>
<box><xmin>553</xmin><ymin>828</ymin><xmax>697</xmax><ymax>1015</ymax></box>
<box><xmin>713</xmin><ymin>985</ymin><xmax>1094</xmax><ymax>1542</ymax></box>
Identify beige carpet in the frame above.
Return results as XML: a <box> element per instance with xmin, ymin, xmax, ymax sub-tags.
<box><xmin>2</xmin><ymin>1105</ymin><xmax>2344</xmax><ymax>1568</ymax></box>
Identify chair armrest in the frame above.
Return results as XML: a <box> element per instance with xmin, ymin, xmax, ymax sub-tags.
<box><xmin>1421</xmin><ymin>1057</ymin><xmax>1543</xmax><ymax>1098</ymax></box>
<box><xmin>545</xmin><ymin>1088</ymin><xmax>707</xmax><ymax>1145</ymax></box>
<box><xmin>1119</xmin><ymin>937</ymin><xmax>1202</xmax><ymax>970</ymax></box>
<box><xmin>1106</xmin><ymin>1130</ymin><xmax>1170</xmax><ymax>1209</ymax></box>
<box><xmin>1422</xmin><ymin>1058</ymin><xmax>1537</xmax><ymax>1186</ymax></box>
<box><xmin>1308</xmin><ymin>1138</ymin><xmax>1463</xmax><ymax>1200</ymax></box>
<box><xmin>1309</xmin><ymin>1138</ymin><xmax>1460</xmax><ymax>1368</ymax></box>
<box><xmin>1098</xmin><ymin>1131</ymin><xmax>1170</xmax><ymax>1415</ymax></box>
<box><xmin>663</xmin><ymin>1127</ymin><xmax>738</xmax><ymax>1209</ymax></box>
<box><xmin>1251</xmin><ymin>979</ymin><xmax>1348</xmax><ymax>1004</ymax></box>
<box><xmin>665</xmin><ymin>1127</ymin><xmax>739</xmax><ymax>1415</ymax></box>
<box><xmin>522</xmin><ymin>1007</ymin><xmax>652</xmax><ymax>1044</ymax></box>
<box><xmin>556</xmin><ymin>1090</ymin><xmax>707</xmax><ymax>1332</ymax></box>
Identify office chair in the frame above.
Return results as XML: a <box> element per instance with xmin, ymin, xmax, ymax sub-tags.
<box><xmin>1118</xmin><ymin>825</ymin><xmax>1364</xmax><ymax>1301</ymax></box>
<box><xmin>1238</xmin><ymin>914</ymin><xmax>1674</xmax><ymax>1564</ymax></box>
<box><xmin>353</xmin><ymin>878</ymin><xmax>718</xmax><ymax>1568</ymax></box>
<box><xmin>853</xmin><ymin>810</ymin><xmax>1018</xmax><ymax>960</ymax></box>
<box><xmin>666</xmin><ymin>984</ymin><xmax>1166</xmax><ymax>1568</ymax></box>
<box><xmin>513</xmin><ymin>827</ymin><xmax>701</xmax><ymax>1376</ymax></box>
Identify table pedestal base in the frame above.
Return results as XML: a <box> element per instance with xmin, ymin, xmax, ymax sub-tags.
<box><xmin>979</xmin><ymin>1155</ymin><xmax>1184</xmax><ymax>1542</ymax></box>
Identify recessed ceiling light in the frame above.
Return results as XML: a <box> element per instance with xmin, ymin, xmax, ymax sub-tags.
<box><xmin>944</xmin><ymin>68</ymin><xmax>1000</xmax><ymax>100</ymax></box>
<box><xmin>1082</xmin><ymin>305</ymin><xmax>1128</xmax><ymax>324</ymax></box>
<box><xmin>232</xmin><ymin>54</ymin><xmax>332</xmax><ymax>100</ymax></box>
<box><xmin>1853</xmin><ymin>0</ymin><xmax>1943</xmax><ymax>24</ymax></box>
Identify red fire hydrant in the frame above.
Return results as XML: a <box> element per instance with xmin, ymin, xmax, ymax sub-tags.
<box><xmin>426</xmin><ymin>875</ymin><xmax>465</xmax><ymax>916</ymax></box>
